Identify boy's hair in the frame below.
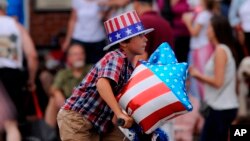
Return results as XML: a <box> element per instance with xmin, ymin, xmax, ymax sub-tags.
<box><xmin>106</xmin><ymin>38</ymin><xmax>132</xmax><ymax>52</ymax></box>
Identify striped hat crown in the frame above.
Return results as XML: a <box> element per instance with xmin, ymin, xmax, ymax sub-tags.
<box><xmin>103</xmin><ymin>10</ymin><xmax>154</xmax><ymax>51</ymax></box>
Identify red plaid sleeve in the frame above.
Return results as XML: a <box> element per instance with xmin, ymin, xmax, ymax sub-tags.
<box><xmin>98</xmin><ymin>54</ymin><xmax>124</xmax><ymax>84</ymax></box>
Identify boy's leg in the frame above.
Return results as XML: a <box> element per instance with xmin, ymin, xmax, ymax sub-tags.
<box><xmin>102</xmin><ymin>126</ymin><xmax>128</xmax><ymax>141</ymax></box>
<box><xmin>57</xmin><ymin>109</ymin><xmax>99</xmax><ymax>141</ymax></box>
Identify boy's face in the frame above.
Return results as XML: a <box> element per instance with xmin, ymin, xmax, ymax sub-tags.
<box><xmin>124</xmin><ymin>34</ymin><xmax>148</xmax><ymax>55</ymax></box>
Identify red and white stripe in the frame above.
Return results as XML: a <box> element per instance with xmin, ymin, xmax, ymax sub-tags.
<box><xmin>117</xmin><ymin>64</ymin><xmax>187</xmax><ymax>134</ymax></box>
<box><xmin>104</xmin><ymin>11</ymin><xmax>140</xmax><ymax>34</ymax></box>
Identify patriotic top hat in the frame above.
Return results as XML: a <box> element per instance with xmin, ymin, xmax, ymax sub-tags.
<box><xmin>103</xmin><ymin>10</ymin><xmax>154</xmax><ymax>51</ymax></box>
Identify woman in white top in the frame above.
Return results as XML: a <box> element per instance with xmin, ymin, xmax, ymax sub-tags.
<box><xmin>63</xmin><ymin>0</ymin><xmax>107</xmax><ymax>64</ymax></box>
<box><xmin>189</xmin><ymin>15</ymin><xmax>239</xmax><ymax>141</ymax></box>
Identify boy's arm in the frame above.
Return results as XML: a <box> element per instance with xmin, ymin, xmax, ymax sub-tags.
<box><xmin>96</xmin><ymin>77</ymin><xmax>133</xmax><ymax>128</ymax></box>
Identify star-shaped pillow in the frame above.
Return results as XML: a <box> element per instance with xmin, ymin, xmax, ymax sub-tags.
<box><xmin>117</xmin><ymin>42</ymin><xmax>193</xmax><ymax>134</ymax></box>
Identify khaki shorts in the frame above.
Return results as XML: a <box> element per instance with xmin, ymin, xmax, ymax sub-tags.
<box><xmin>57</xmin><ymin>109</ymin><xmax>127</xmax><ymax>141</ymax></box>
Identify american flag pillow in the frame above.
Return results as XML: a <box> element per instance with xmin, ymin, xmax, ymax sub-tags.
<box><xmin>117</xmin><ymin>42</ymin><xmax>193</xmax><ymax>134</ymax></box>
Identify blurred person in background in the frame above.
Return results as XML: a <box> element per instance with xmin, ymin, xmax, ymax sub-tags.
<box><xmin>45</xmin><ymin>44</ymin><xmax>92</xmax><ymax>129</ymax></box>
<box><xmin>189</xmin><ymin>15</ymin><xmax>239</xmax><ymax>141</ymax></box>
<box><xmin>182</xmin><ymin>0</ymin><xmax>220</xmax><ymax>100</ymax></box>
<box><xmin>0</xmin><ymin>81</ymin><xmax>19</xmax><ymax>141</ymax></box>
<box><xmin>39</xmin><ymin>29</ymin><xmax>66</xmax><ymax>97</ymax></box>
<box><xmin>133</xmin><ymin>0</ymin><xmax>174</xmax><ymax>61</ymax></box>
<box><xmin>0</xmin><ymin>0</ymin><xmax>38</xmax><ymax>140</ymax></box>
<box><xmin>39</xmin><ymin>48</ymin><xmax>65</xmax><ymax>99</ymax></box>
<box><xmin>229</xmin><ymin>0</ymin><xmax>250</xmax><ymax>56</ymax></box>
<box><xmin>161</xmin><ymin>0</ymin><xmax>191</xmax><ymax>63</ymax></box>
<box><xmin>99</xmin><ymin>0</ymin><xmax>132</xmax><ymax>19</ymax></box>
<box><xmin>62</xmin><ymin>0</ymin><xmax>107</xmax><ymax>64</ymax></box>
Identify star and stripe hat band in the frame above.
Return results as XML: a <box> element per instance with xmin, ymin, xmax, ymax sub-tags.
<box><xmin>103</xmin><ymin>10</ymin><xmax>154</xmax><ymax>51</ymax></box>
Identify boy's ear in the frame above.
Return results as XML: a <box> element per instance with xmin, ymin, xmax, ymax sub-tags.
<box><xmin>119</xmin><ymin>42</ymin><xmax>127</xmax><ymax>48</ymax></box>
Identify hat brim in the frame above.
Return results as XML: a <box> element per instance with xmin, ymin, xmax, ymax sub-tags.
<box><xmin>103</xmin><ymin>28</ymin><xmax>154</xmax><ymax>51</ymax></box>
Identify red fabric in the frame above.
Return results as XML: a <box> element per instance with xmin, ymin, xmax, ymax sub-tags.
<box><xmin>31</xmin><ymin>91</ymin><xmax>43</xmax><ymax>119</ymax></box>
<box><xmin>49</xmin><ymin>50</ymin><xmax>64</xmax><ymax>60</ymax></box>
<box><xmin>171</xmin><ymin>0</ymin><xmax>191</xmax><ymax>37</ymax></box>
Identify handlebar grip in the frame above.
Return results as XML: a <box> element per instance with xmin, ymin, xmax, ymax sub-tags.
<box><xmin>117</xmin><ymin>118</ymin><xmax>125</xmax><ymax>126</ymax></box>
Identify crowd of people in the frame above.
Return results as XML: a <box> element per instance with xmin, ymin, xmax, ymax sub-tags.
<box><xmin>0</xmin><ymin>0</ymin><xmax>250</xmax><ymax>141</ymax></box>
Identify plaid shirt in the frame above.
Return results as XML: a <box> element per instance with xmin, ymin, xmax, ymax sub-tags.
<box><xmin>62</xmin><ymin>48</ymin><xmax>134</xmax><ymax>133</ymax></box>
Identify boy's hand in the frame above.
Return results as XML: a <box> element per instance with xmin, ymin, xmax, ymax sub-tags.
<box><xmin>116</xmin><ymin>113</ymin><xmax>134</xmax><ymax>128</ymax></box>
<box><xmin>96</xmin><ymin>78</ymin><xmax>134</xmax><ymax>128</ymax></box>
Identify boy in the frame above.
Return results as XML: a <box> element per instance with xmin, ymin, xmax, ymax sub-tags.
<box><xmin>57</xmin><ymin>10</ymin><xmax>154</xmax><ymax>141</ymax></box>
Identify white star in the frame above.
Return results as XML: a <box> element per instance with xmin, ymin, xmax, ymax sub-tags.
<box><xmin>177</xmin><ymin>91</ymin><xmax>181</xmax><ymax>95</ymax></box>
<box><xmin>161</xmin><ymin>54</ymin><xmax>165</xmax><ymax>57</ymax></box>
<box><xmin>160</xmin><ymin>73</ymin><xmax>164</xmax><ymax>76</ymax></box>
<box><xmin>169</xmin><ymin>72</ymin><xmax>173</xmax><ymax>76</ymax></box>
<box><xmin>164</xmin><ymin>67</ymin><xmax>167</xmax><ymax>70</ymax></box>
<box><xmin>136</xmin><ymin>25</ymin><xmax>142</xmax><ymax>31</ymax></box>
<box><xmin>183</xmin><ymin>98</ymin><xmax>187</xmax><ymax>101</ymax></box>
<box><xmin>166</xmin><ymin>79</ymin><xmax>169</xmax><ymax>82</ymax></box>
<box><xmin>126</xmin><ymin>28</ymin><xmax>132</xmax><ymax>35</ymax></box>
<box><xmin>152</xmin><ymin>134</ymin><xmax>159</xmax><ymax>141</ymax></box>
<box><xmin>109</xmin><ymin>37</ymin><xmax>112</xmax><ymax>42</ymax></box>
<box><xmin>172</xmin><ymin>67</ymin><xmax>176</xmax><ymax>70</ymax></box>
<box><xmin>174</xmin><ymin>79</ymin><xmax>178</xmax><ymax>82</ymax></box>
<box><xmin>155</xmin><ymin>68</ymin><xmax>159</xmax><ymax>72</ymax></box>
<box><xmin>115</xmin><ymin>33</ymin><xmax>121</xmax><ymax>39</ymax></box>
<box><xmin>188</xmin><ymin>105</ymin><xmax>192</xmax><ymax>109</ymax></box>
<box><xmin>171</xmin><ymin>85</ymin><xmax>175</xmax><ymax>88</ymax></box>
<box><xmin>168</xmin><ymin>55</ymin><xmax>172</xmax><ymax>58</ymax></box>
